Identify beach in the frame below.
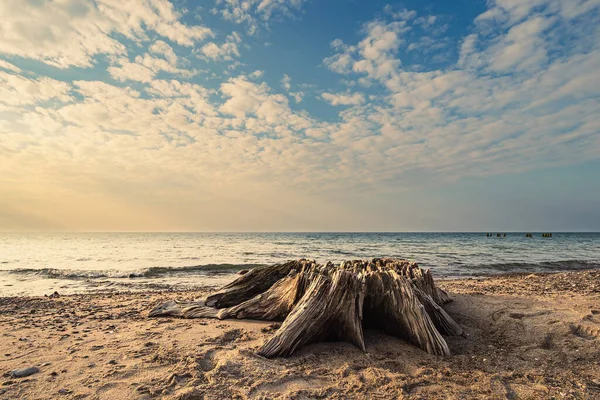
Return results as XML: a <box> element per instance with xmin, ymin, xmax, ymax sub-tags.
<box><xmin>1</xmin><ymin>270</ymin><xmax>599</xmax><ymax>399</ymax></box>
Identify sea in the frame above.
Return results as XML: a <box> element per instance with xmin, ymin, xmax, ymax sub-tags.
<box><xmin>1</xmin><ymin>232</ymin><xmax>599</xmax><ymax>296</ymax></box>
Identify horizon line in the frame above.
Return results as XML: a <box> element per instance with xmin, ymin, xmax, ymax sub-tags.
<box><xmin>1</xmin><ymin>231</ymin><xmax>599</xmax><ymax>234</ymax></box>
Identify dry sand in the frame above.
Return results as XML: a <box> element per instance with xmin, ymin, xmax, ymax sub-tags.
<box><xmin>1</xmin><ymin>270</ymin><xmax>600</xmax><ymax>399</ymax></box>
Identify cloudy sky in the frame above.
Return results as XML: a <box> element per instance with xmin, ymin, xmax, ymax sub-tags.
<box><xmin>1</xmin><ymin>0</ymin><xmax>599</xmax><ymax>232</ymax></box>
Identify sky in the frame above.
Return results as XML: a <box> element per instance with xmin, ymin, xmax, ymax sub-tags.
<box><xmin>0</xmin><ymin>0</ymin><xmax>599</xmax><ymax>232</ymax></box>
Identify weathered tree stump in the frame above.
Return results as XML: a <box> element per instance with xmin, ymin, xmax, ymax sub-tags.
<box><xmin>149</xmin><ymin>258</ymin><xmax>462</xmax><ymax>357</ymax></box>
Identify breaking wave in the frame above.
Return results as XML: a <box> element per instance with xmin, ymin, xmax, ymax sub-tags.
<box><xmin>3</xmin><ymin>263</ymin><xmax>263</xmax><ymax>280</ymax></box>
<box><xmin>456</xmin><ymin>259</ymin><xmax>600</xmax><ymax>275</ymax></box>
<box><xmin>3</xmin><ymin>259</ymin><xmax>599</xmax><ymax>280</ymax></box>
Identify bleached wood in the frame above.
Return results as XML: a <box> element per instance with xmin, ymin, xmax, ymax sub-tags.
<box><xmin>149</xmin><ymin>258</ymin><xmax>461</xmax><ymax>358</ymax></box>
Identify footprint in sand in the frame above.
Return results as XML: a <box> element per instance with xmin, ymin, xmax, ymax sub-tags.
<box><xmin>569</xmin><ymin>323</ymin><xmax>600</xmax><ymax>340</ymax></box>
<box><xmin>583</xmin><ymin>314</ymin><xmax>600</xmax><ymax>324</ymax></box>
<box><xmin>203</xmin><ymin>329</ymin><xmax>250</xmax><ymax>346</ymax></box>
<box><xmin>249</xmin><ymin>375</ymin><xmax>328</xmax><ymax>397</ymax></box>
<box><xmin>570</xmin><ymin>309</ymin><xmax>600</xmax><ymax>339</ymax></box>
<box><xmin>197</xmin><ymin>349</ymin><xmax>217</xmax><ymax>372</ymax></box>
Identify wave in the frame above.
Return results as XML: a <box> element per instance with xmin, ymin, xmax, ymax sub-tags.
<box><xmin>2</xmin><ymin>263</ymin><xmax>264</xmax><ymax>280</ymax></box>
<box><xmin>461</xmin><ymin>259</ymin><xmax>600</xmax><ymax>274</ymax></box>
<box><xmin>139</xmin><ymin>264</ymin><xmax>262</xmax><ymax>277</ymax></box>
<box><xmin>2</xmin><ymin>259</ymin><xmax>599</xmax><ymax>280</ymax></box>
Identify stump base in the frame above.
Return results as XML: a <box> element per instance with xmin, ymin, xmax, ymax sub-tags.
<box><xmin>149</xmin><ymin>258</ymin><xmax>462</xmax><ymax>357</ymax></box>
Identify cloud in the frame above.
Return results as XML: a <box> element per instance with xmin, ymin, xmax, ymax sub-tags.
<box><xmin>107</xmin><ymin>60</ymin><xmax>155</xmax><ymax>83</ymax></box>
<box><xmin>486</xmin><ymin>16</ymin><xmax>555</xmax><ymax>72</ymax></box>
<box><xmin>0</xmin><ymin>0</ymin><xmax>212</xmax><ymax>68</ymax></box>
<box><xmin>214</xmin><ymin>0</ymin><xmax>307</xmax><ymax>34</ymax></box>
<box><xmin>383</xmin><ymin>5</ymin><xmax>417</xmax><ymax>21</ymax></box>
<box><xmin>415</xmin><ymin>15</ymin><xmax>437</xmax><ymax>29</ymax></box>
<box><xmin>358</xmin><ymin>21</ymin><xmax>406</xmax><ymax>61</ymax></box>
<box><xmin>477</xmin><ymin>0</ymin><xmax>551</xmax><ymax>25</ymax></box>
<box><xmin>108</xmin><ymin>53</ymin><xmax>197</xmax><ymax>83</ymax></box>
<box><xmin>0</xmin><ymin>59</ymin><xmax>22</xmax><ymax>73</ymax></box>
<box><xmin>149</xmin><ymin>40</ymin><xmax>178</xmax><ymax>66</ymax></box>
<box><xmin>321</xmin><ymin>92</ymin><xmax>365</xmax><ymax>106</ymax></box>
<box><xmin>200</xmin><ymin>32</ymin><xmax>242</xmax><ymax>61</ymax></box>
<box><xmin>325</xmin><ymin>20</ymin><xmax>408</xmax><ymax>81</ymax></box>
<box><xmin>97</xmin><ymin>0</ymin><xmax>213</xmax><ymax>46</ymax></box>
<box><xmin>457</xmin><ymin>34</ymin><xmax>480</xmax><ymax>68</ymax></box>
<box><xmin>280</xmin><ymin>74</ymin><xmax>304</xmax><ymax>103</ymax></box>
<box><xmin>323</xmin><ymin>51</ymin><xmax>355</xmax><ymax>74</ymax></box>
<box><xmin>0</xmin><ymin>71</ymin><xmax>72</xmax><ymax>106</ymax></box>
<box><xmin>219</xmin><ymin>76</ymin><xmax>294</xmax><ymax>125</ymax></box>
<box><xmin>281</xmin><ymin>74</ymin><xmax>292</xmax><ymax>91</ymax></box>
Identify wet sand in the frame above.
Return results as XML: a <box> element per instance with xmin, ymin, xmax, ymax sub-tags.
<box><xmin>1</xmin><ymin>270</ymin><xmax>599</xmax><ymax>399</ymax></box>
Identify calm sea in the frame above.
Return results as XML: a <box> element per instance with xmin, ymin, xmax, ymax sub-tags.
<box><xmin>1</xmin><ymin>232</ymin><xmax>599</xmax><ymax>296</ymax></box>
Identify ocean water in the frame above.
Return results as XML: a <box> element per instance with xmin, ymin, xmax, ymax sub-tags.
<box><xmin>1</xmin><ymin>232</ymin><xmax>599</xmax><ymax>296</ymax></box>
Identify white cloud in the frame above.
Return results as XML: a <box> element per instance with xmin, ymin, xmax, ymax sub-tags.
<box><xmin>325</xmin><ymin>20</ymin><xmax>408</xmax><ymax>81</ymax></box>
<box><xmin>415</xmin><ymin>15</ymin><xmax>437</xmax><ymax>29</ymax></box>
<box><xmin>324</xmin><ymin>52</ymin><xmax>355</xmax><ymax>74</ymax></box>
<box><xmin>219</xmin><ymin>76</ymin><xmax>290</xmax><ymax>123</ymax></box>
<box><xmin>281</xmin><ymin>74</ymin><xmax>304</xmax><ymax>103</ymax></box>
<box><xmin>558</xmin><ymin>0</ymin><xmax>600</xmax><ymax>19</ymax></box>
<box><xmin>215</xmin><ymin>0</ymin><xmax>307</xmax><ymax>34</ymax></box>
<box><xmin>0</xmin><ymin>0</ymin><xmax>212</xmax><ymax>68</ymax></box>
<box><xmin>0</xmin><ymin>72</ymin><xmax>71</xmax><ymax>106</ymax></box>
<box><xmin>200</xmin><ymin>32</ymin><xmax>242</xmax><ymax>61</ymax></box>
<box><xmin>383</xmin><ymin>5</ymin><xmax>417</xmax><ymax>21</ymax></box>
<box><xmin>486</xmin><ymin>16</ymin><xmax>555</xmax><ymax>72</ymax></box>
<box><xmin>149</xmin><ymin>40</ymin><xmax>178</xmax><ymax>66</ymax></box>
<box><xmin>96</xmin><ymin>0</ymin><xmax>213</xmax><ymax>46</ymax></box>
<box><xmin>457</xmin><ymin>34</ymin><xmax>480</xmax><ymax>68</ymax></box>
<box><xmin>477</xmin><ymin>0</ymin><xmax>600</xmax><ymax>25</ymax></box>
<box><xmin>359</xmin><ymin>21</ymin><xmax>406</xmax><ymax>61</ymax></box>
<box><xmin>0</xmin><ymin>59</ymin><xmax>21</xmax><ymax>73</ymax></box>
<box><xmin>281</xmin><ymin>74</ymin><xmax>292</xmax><ymax>91</ymax></box>
<box><xmin>108</xmin><ymin>53</ymin><xmax>197</xmax><ymax>83</ymax></box>
<box><xmin>322</xmin><ymin>92</ymin><xmax>365</xmax><ymax>106</ymax></box>
<box><xmin>108</xmin><ymin>60</ymin><xmax>155</xmax><ymax>83</ymax></box>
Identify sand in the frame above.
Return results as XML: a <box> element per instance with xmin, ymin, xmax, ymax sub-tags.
<box><xmin>1</xmin><ymin>270</ymin><xmax>599</xmax><ymax>399</ymax></box>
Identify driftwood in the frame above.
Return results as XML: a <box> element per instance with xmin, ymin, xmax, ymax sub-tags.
<box><xmin>149</xmin><ymin>258</ymin><xmax>462</xmax><ymax>358</ymax></box>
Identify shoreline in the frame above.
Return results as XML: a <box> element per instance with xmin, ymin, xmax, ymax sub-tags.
<box><xmin>1</xmin><ymin>270</ymin><xmax>599</xmax><ymax>399</ymax></box>
<box><xmin>3</xmin><ymin>266</ymin><xmax>600</xmax><ymax>298</ymax></box>
<box><xmin>1</xmin><ymin>268</ymin><xmax>597</xmax><ymax>299</ymax></box>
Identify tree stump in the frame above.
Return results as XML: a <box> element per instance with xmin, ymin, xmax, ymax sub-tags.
<box><xmin>149</xmin><ymin>258</ymin><xmax>462</xmax><ymax>357</ymax></box>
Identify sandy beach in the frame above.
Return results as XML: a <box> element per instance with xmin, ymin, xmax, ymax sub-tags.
<box><xmin>1</xmin><ymin>270</ymin><xmax>599</xmax><ymax>400</ymax></box>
